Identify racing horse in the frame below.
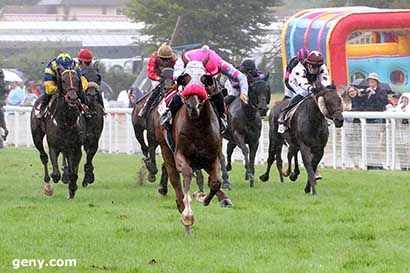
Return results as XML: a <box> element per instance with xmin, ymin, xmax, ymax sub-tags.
<box><xmin>260</xmin><ymin>80</ymin><xmax>344</xmax><ymax>195</ymax></box>
<box><xmin>223</xmin><ymin>75</ymin><xmax>270</xmax><ymax>187</ymax></box>
<box><xmin>31</xmin><ymin>69</ymin><xmax>83</xmax><ymax>199</ymax></box>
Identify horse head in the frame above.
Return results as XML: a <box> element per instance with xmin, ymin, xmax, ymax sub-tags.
<box><xmin>160</xmin><ymin>67</ymin><xmax>175</xmax><ymax>91</ymax></box>
<box><xmin>181</xmin><ymin>83</ymin><xmax>209</xmax><ymax>120</ymax></box>
<box><xmin>60</xmin><ymin>69</ymin><xmax>81</xmax><ymax>108</ymax></box>
<box><xmin>85</xmin><ymin>81</ymin><xmax>100</xmax><ymax>104</ymax></box>
<box><xmin>315</xmin><ymin>80</ymin><xmax>344</xmax><ymax>128</ymax></box>
<box><xmin>248</xmin><ymin>73</ymin><xmax>270</xmax><ymax>116</ymax></box>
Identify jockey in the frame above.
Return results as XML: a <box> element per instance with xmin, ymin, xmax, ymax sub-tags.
<box><xmin>76</xmin><ymin>48</ymin><xmax>105</xmax><ymax>111</ymax></box>
<box><xmin>284</xmin><ymin>48</ymin><xmax>310</xmax><ymax>99</ymax></box>
<box><xmin>161</xmin><ymin>45</ymin><xmax>249</xmax><ymax>133</ymax></box>
<box><xmin>37</xmin><ymin>53</ymin><xmax>89</xmax><ymax>118</ymax></box>
<box><xmin>278</xmin><ymin>50</ymin><xmax>331</xmax><ymax>133</ymax></box>
<box><xmin>138</xmin><ymin>44</ymin><xmax>178</xmax><ymax>118</ymax></box>
<box><xmin>224</xmin><ymin>59</ymin><xmax>265</xmax><ymax>105</ymax></box>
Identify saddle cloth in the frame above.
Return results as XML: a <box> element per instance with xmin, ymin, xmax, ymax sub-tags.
<box><xmin>158</xmin><ymin>89</ymin><xmax>178</xmax><ymax>116</ymax></box>
<box><xmin>284</xmin><ymin>96</ymin><xmax>310</xmax><ymax>128</ymax></box>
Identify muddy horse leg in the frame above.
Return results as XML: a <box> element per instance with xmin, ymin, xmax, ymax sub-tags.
<box><xmin>49</xmin><ymin>147</ymin><xmax>61</xmax><ymax>183</ymax></box>
<box><xmin>300</xmin><ymin>143</ymin><xmax>316</xmax><ymax>195</ymax></box>
<box><xmin>226</xmin><ymin>141</ymin><xmax>236</xmax><ymax>172</ymax></box>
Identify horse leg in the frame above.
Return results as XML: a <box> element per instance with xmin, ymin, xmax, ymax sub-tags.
<box><xmin>226</xmin><ymin>141</ymin><xmax>236</xmax><ymax>172</ymax></box>
<box><xmin>201</xmin><ymin>158</ymin><xmax>232</xmax><ymax>208</ymax></box>
<box><xmin>49</xmin><ymin>147</ymin><xmax>61</xmax><ymax>184</ymax></box>
<box><xmin>33</xmin><ymin>128</ymin><xmax>51</xmax><ymax>195</ymax></box>
<box><xmin>67</xmin><ymin>149</ymin><xmax>82</xmax><ymax>199</ymax></box>
<box><xmin>260</xmin><ymin>138</ymin><xmax>275</xmax><ymax>182</ymax></box>
<box><xmin>220</xmin><ymin>152</ymin><xmax>231</xmax><ymax>190</ymax></box>
<box><xmin>232</xmin><ymin>132</ymin><xmax>251</xmax><ymax>182</ymax></box>
<box><xmin>83</xmin><ymin>142</ymin><xmax>97</xmax><ymax>187</ymax></box>
<box><xmin>248</xmin><ymin>141</ymin><xmax>259</xmax><ymax>187</ymax></box>
<box><xmin>290</xmin><ymin>149</ymin><xmax>301</xmax><ymax>182</ymax></box>
<box><xmin>283</xmin><ymin>147</ymin><xmax>293</xmax><ymax>177</ymax></box>
<box><xmin>175</xmin><ymin>151</ymin><xmax>194</xmax><ymax>230</ymax></box>
<box><xmin>275</xmin><ymin>143</ymin><xmax>284</xmax><ymax>183</ymax></box>
<box><xmin>146</xmin><ymin>142</ymin><xmax>158</xmax><ymax>182</ymax></box>
<box><xmin>161</xmin><ymin>147</ymin><xmax>184</xmax><ymax>213</ymax></box>
<box><xmin>134</xmin><ymin>125</ymin><xmax>149</xmax><ymax>158</ymax></box>
<box><xmin>311</xmin><ymin>148</ymin><xmax>324</xmax><ymax>190</ymax></box>
<box><xmin>299</xmin><ymin>143</ymin><xmax>316</xmax><ymax>195</ymax></box>
<box><xmin>61</xmin><ymin>155</ymin><xmax>70</xmax><ymax>184</ymax></box>
<box><xmin>194</xmin><ymin>169</ymin><xmax>204</xmax><ymax>193</ymax></box>
<box><xmin>158</xmin><ymin>163</ymin><xmax>168</xmax><ymax>196</ymax></box>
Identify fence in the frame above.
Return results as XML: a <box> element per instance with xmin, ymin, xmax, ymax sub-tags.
<box><xmin>2</xmin><ymin>106</ymin><xmax>410</xmax><ymax>170</ymax></box>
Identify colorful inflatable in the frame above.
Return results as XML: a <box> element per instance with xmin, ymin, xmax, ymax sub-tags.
<box><xmin>281</xmin><ymin>7</ymin><xmax>410</xmax><ymax>91</ymax></box>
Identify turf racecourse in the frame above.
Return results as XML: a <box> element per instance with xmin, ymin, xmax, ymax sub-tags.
<box><xmin>1</xmin><ymin>148</ymin><xmax>410</xmax><ymax>273</ymax></box>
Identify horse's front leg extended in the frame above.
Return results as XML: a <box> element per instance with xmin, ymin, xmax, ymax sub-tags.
<box><xmin>49</xmin><ymin>148</ymin><xmax>61</xmax><ymax>183</ymax></box>
<box><xmin>248</xmin><ymin>141</ymin><xmax>259</xmax><ymax>187</ymax></box>
<box><xmin>175</xmin><ymin>151</ymin><xmax>194</xmax><ymax>229</ymax></box>
<box><xmin>83</xmin><ymin>142</ymin><xmax>97</xmax><ymax>187</ymax></box>
<box><xmin>67</xmin><ymin>149</ymin><xmax>82</xmax><ymax>199</ymax></box>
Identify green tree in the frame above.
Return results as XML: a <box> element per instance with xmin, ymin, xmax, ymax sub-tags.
<box><xmin>126</xmin><ymin>0</ymin><xmax>281</xmax><ymax>58</ymax></box>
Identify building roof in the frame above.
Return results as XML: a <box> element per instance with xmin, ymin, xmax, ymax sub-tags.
<box><xmin>37</xmin><ymin>0</ymin><xmax>124</xmax><ymax>6</ymax></box>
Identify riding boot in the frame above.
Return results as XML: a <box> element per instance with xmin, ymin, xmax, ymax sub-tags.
<box><xmin>161</xmin><ymin>115</ymin><xmax>175</xmax><ymax>153</ymax></box>
<box><xmin>138</xmin><ymin>86</ymin><xmax>161</xmax><ymax>118</ymax></box>
<box><xmin>36</xmin><ymin>93</ymin><xmax>52</xmax><ymax>119</ymax></box>
<box><xmin>278</xmin><ymin>94</ymin><xmax>304</xmax><ymax>133</ymax></box>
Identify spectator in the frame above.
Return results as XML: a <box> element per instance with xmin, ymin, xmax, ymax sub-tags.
<box><xmin>21</xmin><ymin>85</ymin><xmax>38</xmax><ymax>106</ymax></box>
<box><xmin>128</xmin><ymin>87</ymin><xmax>143</xmax><ymax>108</ymax></box>
<box><xmin>341</xmin><ymin>84</ymin><xmax>367</xmax><ymax>111</ymax></box>
<box><xmin>27</xmin><ymin>80</ymin><xmax>41</xmax><ymax>97</ymax></box>
<box><xmin>6</xmin><ymin>82</ymin><xmax>25</xmax><ymax>106</ymax></box>
<box><xmin>363</xmin><ymin>73</ymin><xmax>388</xmax><ymax>112</ymax></box>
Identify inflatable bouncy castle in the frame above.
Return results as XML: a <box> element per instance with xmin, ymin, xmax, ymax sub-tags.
<box><xmin>281</xmin><ymin>7</ymin><xmax>410</xmax><ymax>92</ymax></box>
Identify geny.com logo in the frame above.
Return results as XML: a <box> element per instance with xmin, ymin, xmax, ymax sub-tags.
<box><xmin>12</xmin><ymin>259</ymin><xmax>76</xmax><ymax>269</ymax></box>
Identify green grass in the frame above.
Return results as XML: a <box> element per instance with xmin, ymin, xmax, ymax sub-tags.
<box><xmin>1</xmin><ymin>148</ymin><xmax>410</xmax><ymax>273</ymax></box>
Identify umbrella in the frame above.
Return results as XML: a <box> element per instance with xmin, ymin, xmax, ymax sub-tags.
<box><xmin>351</xmin><ymin>78</ymin><xmax>393</xmax><ymax>94</ymax></box>
<box><xmin>3</xmin><ymin>70</ymin><xmax>23</xmax><ymax>82</ymax></box>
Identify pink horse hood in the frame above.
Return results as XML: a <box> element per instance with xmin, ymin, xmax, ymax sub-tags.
<box><xmin>185</xmin><ymin>47</ymin><xmax>222</xmax><ymax>76</ymax></box>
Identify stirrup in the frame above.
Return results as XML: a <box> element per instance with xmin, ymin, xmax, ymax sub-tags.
<box><xmin>220</xmin><ymin>118</ymin><xmax>227</xmax><ymax>133</ymax></box>
<box><xmin>160</xmin><ymin>109</ymin><xmax>171</xmax><ymax>126</ymax></box>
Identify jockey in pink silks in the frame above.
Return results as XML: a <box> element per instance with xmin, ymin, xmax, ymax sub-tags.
<box><xmin>161</xmin><ymin>45</ymin><xmax>249</xmax><ymax>134</ymax></box>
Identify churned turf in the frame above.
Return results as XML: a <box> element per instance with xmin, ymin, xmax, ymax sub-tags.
<box><xmin>0</xmin><ymin>148</ymin><xmax>409</xmax><ymax>273</ymax></box>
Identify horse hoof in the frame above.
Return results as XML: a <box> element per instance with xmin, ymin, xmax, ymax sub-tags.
<box><xmin>304</xmin><ymin>187</ymin><xmax>311</xmax><ymax>194</ymax></box>
<box><xmin>158</xmin><ymin>187</ymin><xmax>168</xmax><ymax>196</ymax></box>
<box><xmin>250</xmin><ymin>180</ymin><xmax>255</xmax><ymax>188</ymax></box>
<box><xmin>289</xmin><ymin>173</ymin><xmax>298</xmax><ymax>182</ymax></box>
<box><xmin>282</xmin><ymin>172</ymin><xmax>290</xmax><ymax>177</ymax></box>
<box><xmin>148</xmin><ymin>173</ymin><xmax>156</xmax><ymax>183</ymax></box>
<box><xmin>193</xmin><ymin>191</ymin><xmax>207</xmax><ymax>204</ymax></box>
<box><xmin>226</xmin><ymin>164</ymin><xmax>232</xmax><ymax>172</ymax></box>
<box><xmin>51</xmin><ymin>173</ymin><xmax>61</xmax><ymax>183</ymax></box>
<box><xmin>222</xmin><ymin>183</ymin><xmax>231</xmax><ymax>191</ymax></box>
<box><xmin>82</xmin><ymin>181</ymin><xmax>88</xmax><ymax>188</ymax></box>
<box><xmin>220</xmin><ymin>199</ymin><xmax>233</xmax><ymax>208</ymax></box>
<box><xmin>62</xmin><ymin>173</ymin><xmax>70</xmax><ymax>184</ymax></box>
<box><xmin>83</xmin><ymin>172</ymin><xmax>95</xmax><ymax>185</ymax></box>
<box><xmin>43</xmin><ymin>183</ymin><xmax>53</xmax><ymax>196</ymax></box>
<box><xmin>259</xmin><ymin>173</ymin><xmax>269</xmax><ymax>182</ymax></box>
<box><xmin>68</xmin><ymin>191</ymin><xmax>76</xmax><ymax>199</ymax></box>
<box><xmin>315</xmin><ymin>175</ymin><xmax>322</xmax><ymax>181</ymax></box>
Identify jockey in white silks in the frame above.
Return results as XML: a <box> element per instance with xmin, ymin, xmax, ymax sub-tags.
<box><xmin>278</xmin><ymin>50</ymin><xmax>331</xmax><ymax>133</ymax></box>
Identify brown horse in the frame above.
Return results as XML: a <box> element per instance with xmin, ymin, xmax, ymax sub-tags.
<box><xmin>260</xmin><ymin>81</ymin><xmax>344</xmax><ymax>195</ymax></box>
<box><xmin>31</xmin><ymin>69</ymin><xmax>83</xmax><ymax>198</ymax></box>
<box><xmin>155</xmin><ymin>84</ymin><xmax>232</xmax><ymax>234</ymax></box>
<box><xmin>132</xmin><ymin>68</ymin><xmax>204</xmax><ymax>194</ymax></box>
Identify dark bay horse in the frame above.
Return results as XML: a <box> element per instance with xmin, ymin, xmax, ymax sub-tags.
<box><xmin>223</xmin><ymin>75</ymin><xmax>270</xmax><ymax>187</ymax></box>
<box><xmin>132</xmin><ymin>68</ymin><xmax>204</xmax><ymax>194</ymax></box>
<box><xmin>156</xmin><ymin>84</ymin><xmax>232</xmax><ymax>234</ymax></box>
<box><xmin>31</xmin><ymin>69</ymin><xmax>83</xmax><ymax>199</ymax></box>
<box><xmin>260</xmin><ymin>81</ymin><xmax>344</xmax><ymax>195</ymax></box>
<box><xmin>79</xmin><ymin>81</ymin><xmax>104</xmax><ymax>187</ymax></box>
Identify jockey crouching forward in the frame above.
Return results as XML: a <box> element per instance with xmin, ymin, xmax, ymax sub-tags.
<box><xmin>278</xmin><ymin>50</ymin><xmax>331</xmax><ymax>133</ymax></box>
<box><xmin>225</xmin><ymin>59</ymin><xmax>265</xmax><ymax>105</ymax></box>
<box><xmin>284</xmin><ymin>48</ymin><xmax>309</xmax><ymax>99</ymax></box>
<box><xmin>138</xmin><ymin>44</ymin><xmax>178</xmax><ymax>118</ymax></box>
<box><xmin>37</xmin><ymin>53</ymin><xmax>90</xmax><ymax>119</ymax></box>
<box><xmin>76</xmin><ymin>48</ymin><xmax>105</xmax><ymax>113</ymax></box>
<box><xmin>161</xmin><ymin>45</ymin><xmax>249</xmax><ymax>134</ymax></box>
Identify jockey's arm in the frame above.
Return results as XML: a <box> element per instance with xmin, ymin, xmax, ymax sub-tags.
<box><xmin>44</xmin><ymin>65</ymin><xmax>58</xmax><ymax>95</ymax></box>
<box><xmin>319</xmin><ymin>64</ymin><xmax>331</xmax><ymax>87</ymax></box>
<box><xmin>147</xmin><ymin>52</ymin><xmax>160</xmax><ymax>81</ymax></box>
<box><xmin>220</xmin><ymin>61</ymin><xmax>249</xmax><ymax>101</ymax></box>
